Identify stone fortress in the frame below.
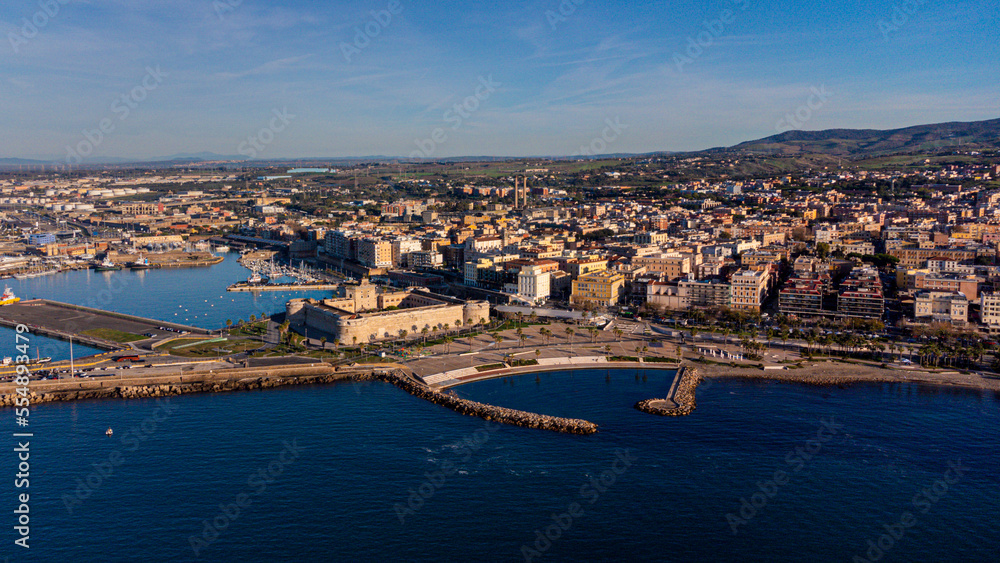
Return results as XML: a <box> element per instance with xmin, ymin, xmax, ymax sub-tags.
<box><xmin>286</xmin><ymin>278</ymin><xmax>491</xmax><ymax>344</ymax></box>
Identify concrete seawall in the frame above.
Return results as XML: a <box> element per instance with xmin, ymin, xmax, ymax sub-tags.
<box><xmin>42</xmin><ymin>300</ymin><xmax>210</xmax><ymax>335</ymax></box>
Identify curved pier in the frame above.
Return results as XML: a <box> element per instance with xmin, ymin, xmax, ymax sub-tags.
<box><xmin>359</xmin><ymin>369</ymin><xmax>598</xmax><ymax>434</ymax></box>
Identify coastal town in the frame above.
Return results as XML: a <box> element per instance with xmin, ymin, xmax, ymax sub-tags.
<box><xmin>0</xmin><ymin>148</ymin><xmax>999</xmax><ymax>396</ymax></box>
<box><xmin>6</xmin><ymin>0</ymin><xmax>997</xmax><ymax>559</ymax></box>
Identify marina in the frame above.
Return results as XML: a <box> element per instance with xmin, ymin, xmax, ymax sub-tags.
<box><xmin>4</xmin><ymin>253</ymin><xmax>334</xmax><ymax>329</ymax></box>
<box><xmin>227</xmin><ymin>282</ymin><xmax>341</xmax><ymax>292</ymax></box>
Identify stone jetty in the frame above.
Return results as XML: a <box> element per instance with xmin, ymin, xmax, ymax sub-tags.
<box><xmin>1</xmin><ymin>363</ymin><xmax>599</xmax><ymax>435</ymax></box>
<box><xmin>0</xmin><ymin>366</ymin><xmax>349</xmax><ymax>407</ymax></box>
<box><xmin>635</xmin><ymin>366</ymin><xmax>704</xmax><ymax>417</ymax></box>
<box><xmin>358</xmin><ymin>369</ymin><xmax>598</xmax><ymax>434</ymax></box>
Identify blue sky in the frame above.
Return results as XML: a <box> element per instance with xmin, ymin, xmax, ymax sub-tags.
<box><xmin>1</xmin><ymin>0</ymin><xmax>997</xmax><ymax>161</ymax></box>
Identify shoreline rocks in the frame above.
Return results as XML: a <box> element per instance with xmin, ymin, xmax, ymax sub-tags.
<box><xmin>0</xmin><ymin>371</ymin><xmax>356</xmax><ymax>407</ymax></box>
<box><xmin>635</xmin><ymin>367</ymin><xmax>703</xmax><ymax>417</ymax></box>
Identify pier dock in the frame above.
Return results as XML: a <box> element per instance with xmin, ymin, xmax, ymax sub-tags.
<box><xmin>227</xmin><ymin>282</ymin><xmax>340</xmax><ymax>292</ymax></box>
<box><xmin>0</xmin><ymin>299</ymin><xmax>211</xmax><ymax>349</ymax></box>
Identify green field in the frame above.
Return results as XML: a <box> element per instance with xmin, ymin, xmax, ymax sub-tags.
<box><xmin>81</xmin><ymin>328</ymin><xmax>147</xmax><ymax>343</ymax></box>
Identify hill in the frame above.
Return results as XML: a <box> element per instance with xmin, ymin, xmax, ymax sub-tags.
<box><xmin>720</xmin><ymin>118</ymin><xmax>1000</xmax><ymax>158</ymax></box>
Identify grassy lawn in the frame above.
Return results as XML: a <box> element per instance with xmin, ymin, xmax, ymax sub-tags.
<box><xmin>644</xmin><ymin>356</ymin><xmax>679</xmax><ymax>363</ymax></box>
<box><xmin>230</xmin><ymin>321</ymin><xmax>268</xmax><ymax>337</ymax></box>
<box><xmin>82</xmin><ymin>328</ymin><xmax>147</xmax><ymax>343</ymax></box>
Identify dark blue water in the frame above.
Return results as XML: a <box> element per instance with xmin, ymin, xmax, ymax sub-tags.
<box><xmin>0</xmin><ymin>328</ymin><xmax>103</xmax><ymax>363</ymax></box>
<box><xmin>5</xmin><ymin>370</ymin><xmax>999</xmax><ymax>562</ymax></box>
<box><xmin>8</xmin><ymin>254</ymin><xmax>333</xmax><ymax>330</ymax></box>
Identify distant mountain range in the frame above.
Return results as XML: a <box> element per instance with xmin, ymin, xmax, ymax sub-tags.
<box><xmin>715</xmin><ymin>117</ymin><xmax>1000</xmax><ymax>158</ymax></box>
<box><xmin>3</xmin><ymin>118</ymin><xmax>998</xmax><ymax>168</ymax></box>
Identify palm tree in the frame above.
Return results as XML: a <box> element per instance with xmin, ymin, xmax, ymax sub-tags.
<box><xmin>226</xmin><ymin>319</ymin><xmax>233</xmax><ymax>331</ymax></box>
<box><xmin>421</xmin><ymin>327</ymin><xmax>429</xmax><ymax>344</ymax></box>
<box><xmin>492</xmin><ymin>333</ymin><xmax>504</xmax><ymax>349</ymax></box>
<box><xmin>279</xmin><ymin>320</ymin><xmax>290</xmax><ymax>345</ymax></box>
<box><xmin>565</xmin><ymin>327</ymin><xmax>575</xmax><ymax>350</ymax></box>
<box><xmin>604</xmin><ymin>344</ymin><xmax>612</xmax><ymax>357</ymax></box>
<box><xmin>587</xmin><ymin>327</ymin><xmax>599</xmax><ymax>344</ymax></box>
<box><xmin>518</xmin><ymin>332</ymin><xmax>527</xmax><ymax>349</ymax></box>
<box><xmin>515</xmin><ymin>327</ymin><xmax>524</xmax><ymax>348</ymax></box>
<box><xmin>320</xmin><ymin>336</ymin><xmax>327</xmax><ymax>350</ymax></box>
<box><xmin>613</xmin><ymin>328</ymin><xmax>624</xmax><ymax>342</ymax></box>
<box><xmin>467</xmin><ymin>332</ymin><xmax>475</xmax><ymax>353</ymax></box>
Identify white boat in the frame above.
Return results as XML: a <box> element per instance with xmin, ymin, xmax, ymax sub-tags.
<box><xmin>14</xmin><ymin>268</ymin><xmax>60</xmax><ymax>280</ymax></box>
<box><xmin>214</xmin><ymin>245</ymin><xmax>231</xmax><ymax>253</ymax></box>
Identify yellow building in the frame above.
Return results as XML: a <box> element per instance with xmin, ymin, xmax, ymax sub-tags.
<box><xmin>729</xmin><ymin>268</ymin><xmax>770</xmax><ymax>312</ymax></box>
<box><xmin>570</xmin><ymin>270</ymin><xmax>624</xmax><ymax>308</ymax></box>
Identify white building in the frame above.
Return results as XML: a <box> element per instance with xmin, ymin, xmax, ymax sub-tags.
<box><xmin>409</xmin><ymin>250</ymin><xmax>443</xmax><ymax>269</ymax></box>
<box><xmin>980</xmin><ymin>293</ymin><xmax>1000</xmax><ymax>329</ymax></box>
<box><xmin>914</xmin><ymin>291</ymin><xmax>968</xmax><ymax>324</ymax></box>
<box><xmin>517</xmin><ymin>265</ymin><xmax>551</xmax><ymax>304</ymax></box>
<box><xmin>391</xmin><ymin>238</ymin><xmax>423</xmax><ymax>268</ymax></box>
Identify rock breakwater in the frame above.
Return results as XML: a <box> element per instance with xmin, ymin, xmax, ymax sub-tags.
<box><xmin>0</xmin><ymin>370</ymin><xmax>352</xmax><ymax>407</ymax></box>
<box><xmin>358</xmin><ymin>370</ymin><xmax>599</xmax><ymax>434</ymax></box>
<box><xmin>635</xmin><ymin>367</ymin><xmax>703</xmax><ymax>417</ymax></box>
<box><xmin>1</xmin><ymin>364</ymin><xmax>599</xmax><ymax>434</ymax></box>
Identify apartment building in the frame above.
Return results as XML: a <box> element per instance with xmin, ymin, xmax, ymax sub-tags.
<box><xmin>779</xmin><ymin>278</ymin><xmax>826</xmax><ymax>317</ymax></box>
<box><xmin>729</xmin><ymin>268</ymin><xmax>770</xmax><ymax>312</ymax></box>
<box><xmin>914</xmin><ymin>291</ymin><xmax>968</xmax><ymax>324</ymax></box>
<box><xmin>571</xmin><ymin>270</ymin><xmax>624</xmax><ymax>308</ymax></box>
<box><xmin>357</xmin><ymin>238</ymin><xmax>392</xmax><ymax>268</ymax></box>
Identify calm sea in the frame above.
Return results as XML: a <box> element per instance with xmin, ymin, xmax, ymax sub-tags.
<box><xmin>6</xmin><ymin>369</ymin><xmax>998</xmax><ymax>562</ymax></box>
<box><xmin>7</xmin><ymin>254</ymin><xmax>333</xmax><ymax>330</ymax></box>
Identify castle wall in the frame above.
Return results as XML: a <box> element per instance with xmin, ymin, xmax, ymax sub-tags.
<box><xmin>287</xmin><ymin>293</ymin><xmax>491</xmax><ymax>345</ymax></box>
